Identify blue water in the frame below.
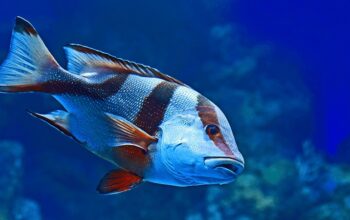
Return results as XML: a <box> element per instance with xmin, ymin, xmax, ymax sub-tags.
<box><xmin>234</xmin><ymin>1</ymin><xmax>350</xmax><ymax>158</ymax></box>
<box><xmin>0</xmin><ymin>0</ymin><xmax>349</xmax><ymax>219</ymax></box>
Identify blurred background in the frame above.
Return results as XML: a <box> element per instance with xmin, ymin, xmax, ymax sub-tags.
<box><xmin>0</xmin><ymin>0</ymin><xmax>349</xmax><ymax>219</ymax></box>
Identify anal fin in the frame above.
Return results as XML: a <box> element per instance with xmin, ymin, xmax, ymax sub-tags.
<box><xmin>28</xmin><ymin>110</ymin><xmax>82</xmax><ymax>143</ymax></box>
<box><xmin>97</xmin><ymin>169</ymin><xmax>142</xmax><ymax>194</ymax></box>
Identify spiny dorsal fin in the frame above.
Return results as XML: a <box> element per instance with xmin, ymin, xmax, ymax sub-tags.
<box><xmin>105</xmin><ymin>113</ymin><xmax>157</xmax><ymax>152</ymax></box>
<box><xmin>97</xmin><ymin>169</ymin><xmax>142</xmax><ymax>194</ymax></box>
<box><xmin>64</xmin><ymin>44</ymin><xmax>188</xmax><ymax>87</ymax></box>
<box><xmin>28</xmin><ymin>110</ymin><xmax>82</xmax><ymax>144</ymax></box>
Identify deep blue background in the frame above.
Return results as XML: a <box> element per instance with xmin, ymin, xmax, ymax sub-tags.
<box><xmin>233</xmin><ymin>0</ymin><xmax>350</xmax><ymax>157</ymax></box>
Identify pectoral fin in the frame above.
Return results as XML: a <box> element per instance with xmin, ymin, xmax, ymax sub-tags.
<box><xmin>97</xmin><ymin>169</ymin><xmax>142</xmax><ymax>194</ymax></box>
<box><xmin>113</xmin><ymin>145</ymin><xmax>150</xmax><ymax>176</ymax></box>
<box><xmin>105</xmin><ymin>113</ymin><xmax>157</xmax><ymax>152</ymax></box>
<box><xmin>28</xmin><ymin>110</ymin><xmax>82</xmax><ymax>143</ymax></box>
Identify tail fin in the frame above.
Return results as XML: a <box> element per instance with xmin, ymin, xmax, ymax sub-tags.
<box><xmin>0</xmin><ymin>17</ymin><xmax>61</xmax><ymax>93</ymax></box>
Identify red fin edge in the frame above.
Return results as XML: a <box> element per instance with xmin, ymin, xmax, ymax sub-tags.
<box><xmin>97</xmin><ymin>169</ymin><xmax>142</xmax><ymax>194</ymax></box>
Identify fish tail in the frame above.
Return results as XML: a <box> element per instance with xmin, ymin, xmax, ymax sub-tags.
<box><xmin>0</xmin><ymin>17</ymin><xmax>63</xmax><ymax>93</ymax></box>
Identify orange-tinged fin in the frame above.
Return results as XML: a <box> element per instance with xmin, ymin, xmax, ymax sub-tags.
<box><xmin>105</xmin><ymin>113</ymin><xmax>157</xmax><ymax>152</ymax></box>
<box><xmin>64</xmin><ymin>43</ymin><xmax>188</xmax><ymax>87</ymax></box>
<box><xmin>97</xmin><ymin>169</ymin><xmax>142</xmax><ymax>194</ymax></box>
<box><xmin>113</xmin><ymin>145</ymin><xmax>150</xmax><ymax>176</ymax></box>
<box><xmin>28</xmin><ymin>110</ymin><xmax>82</xmax><ymax>144</ymax></box>
<box><xmin>0</xmin><ymin>17</ymin><xmax>62</xmax><ymax>93</ymax></box>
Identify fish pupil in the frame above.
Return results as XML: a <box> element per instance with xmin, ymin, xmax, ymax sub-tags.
<box><xmin>206</xmin><ymin>124</ymin><xmax>220</xmax><ymax>136</ymax></box>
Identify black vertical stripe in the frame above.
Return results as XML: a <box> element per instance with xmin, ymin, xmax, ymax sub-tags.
<box><xmin>134</xmin><ymin>81</ymin><xmax>178</xmax><ymax>135</ymax></box>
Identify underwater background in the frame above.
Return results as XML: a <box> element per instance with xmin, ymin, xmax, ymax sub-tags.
<box><xmin>0</xmin><ymin>0</ymin><xmax>349</xmax><ymax>219</ymax></box>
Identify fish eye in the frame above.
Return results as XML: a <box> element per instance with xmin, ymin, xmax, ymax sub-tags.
<box><xmin>205</xmin><ymin>124</ymin><xmax>220</xmax><ymax>136</ymax></box>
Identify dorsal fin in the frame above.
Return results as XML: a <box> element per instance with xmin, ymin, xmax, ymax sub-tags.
<box><xmin>64</xmin><ymin>44</ymin><xmax>187</xmax><ymax>87</ymax></box>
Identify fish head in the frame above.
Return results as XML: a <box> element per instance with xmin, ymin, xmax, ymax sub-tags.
<box><xmin>156</xmin><ymin>103</ymin><xmax>244</xmax><ymax>186</ymax></box>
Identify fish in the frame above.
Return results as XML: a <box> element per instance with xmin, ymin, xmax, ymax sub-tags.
<box><xmin>0</xmin><ymin>17</ymin><xmax>244</xmax><ymax>194</ymax></box>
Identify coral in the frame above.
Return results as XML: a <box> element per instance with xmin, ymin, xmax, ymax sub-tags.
<box><xmin>296</xmin><ymin>141</ymin><xmax>325</xmax><ymax>184</ymax></box>
<box><xmin>261</xmin><ymin>159</ymin><xmax>296</xmax><ymax>186</ymax></box>
<box><xmin>12</xmin><ymin>198</ymin><xmax>41</xmax><ymax>220</ymax></box>
<box><xmin>306</xmin><ymin>203</ymin><xmax>349</xmax><ymax>220</ymax></box>
<box><xmin>0</xmin><ymin>141</ymin><xmax>41</xmax><ymax>220</ymax></box>
<box><xmin>0</xmin><ymin>141</ymin><xmax>23</xmax><ymax>217</ymax></box>
<box><xmin>209</xmin><ymin>140</ymin><xmax>350</xmax><ymax>220</ymax></box>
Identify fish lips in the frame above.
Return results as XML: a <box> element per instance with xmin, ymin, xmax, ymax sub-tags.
<box><xmin>204</xmin><ymin>157</ymin><xmax>244</xmax><ymax>176</ymax></box>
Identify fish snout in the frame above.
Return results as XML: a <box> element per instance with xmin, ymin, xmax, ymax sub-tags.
<box><xmin>204</xmin><ymin>157</ymin><xmax>244</xmax><ymax>176</ymax></box>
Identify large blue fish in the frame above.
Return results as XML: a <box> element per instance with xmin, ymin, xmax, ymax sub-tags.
<box><xmin>0</xmin><ymin>17</ymin><xmax>244</xmax><ymax>194</ymax></box>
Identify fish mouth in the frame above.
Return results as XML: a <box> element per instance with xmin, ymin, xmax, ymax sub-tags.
<box><xmin>204</xmin><ymin>157</ymin><xmax>244</xmax><ymax>176</ymax></box>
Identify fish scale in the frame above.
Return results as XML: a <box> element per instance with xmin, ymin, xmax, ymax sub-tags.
<box><xmin>107</xmin><ymin>74</ymin><xmax>164</xmax><ymax>122</ymax></box>
<box><xmin>163</xmin><ymin>84</ymin><xmax>200</xmax><ymax>122</ymax></box>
